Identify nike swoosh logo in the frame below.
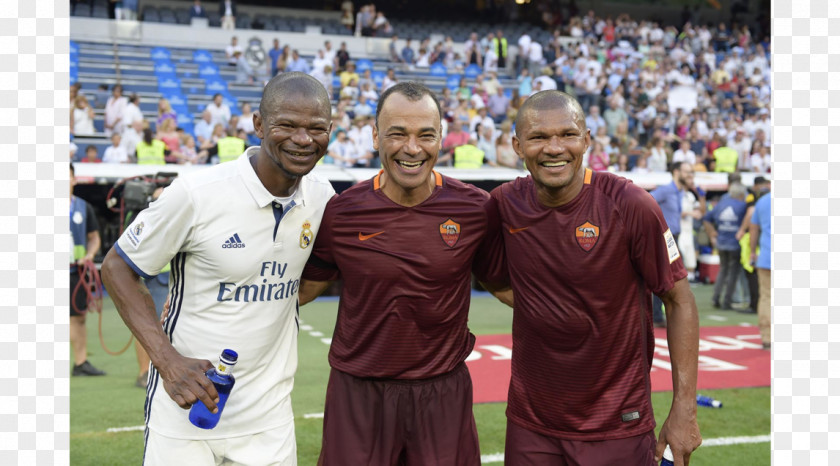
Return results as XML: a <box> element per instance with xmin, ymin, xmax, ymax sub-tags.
<box><xmin>358</xmin><ymin>231</ymin><xmax>385</xmax><ymax>241</ymax></box>
<box><xmin>508</xmin><ymin>227</ymin><xmax>530</xmax><ymax>234</ymax></box>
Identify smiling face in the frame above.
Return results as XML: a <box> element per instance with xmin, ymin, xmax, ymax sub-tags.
<box><xmin>254</xmin><ymin>92</ymin><xmax>331</xmax><ymax>180</ymax></box>
<box><xmin>374</xmin><ymin>92</ymin><xmax>441</xmax><ymax>205</ymax></box>
<box><xmin>514</xmin><ymin>96</ymin><xmax>590</xmax><ymax>207</ymax></box>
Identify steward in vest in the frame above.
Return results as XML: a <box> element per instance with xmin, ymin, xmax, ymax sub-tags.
<box><xmin>203</xmin><ymin>127</ymin><xmax>247</xmax><ymax>164</ymax></box>
<box><xmin>136</xmin><ymin>128</ymin><xmax>170</xmax><ymax>165</ymax></box>
<box><xmin>492</xmin><ymin>31</ymin><xmax>508</xmax><ymax>68</ymax></box>
<box><xmin>713</xmin><ymin>145</ymin><xmax>738</xmax><ymax>173</ymax></box>
<box><xmin>453</xmin><ymin>139</ymin><xmax>486</xmax><ymax>169</ymax></box>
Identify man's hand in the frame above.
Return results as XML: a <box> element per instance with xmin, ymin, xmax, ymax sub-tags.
<box><xmin>157</xmin><ymin>353</ymin><xmax>219</xmax><ymax>411</ymax></box>
<box><xmin>160</xmin><ymin>293</ymin><xmax>171</xmax><ymax>325</ymax></box>
<box><xmin>656</xmin><ymin>400</ymin><xmax>702</xmax><ymax>466</ymax></box>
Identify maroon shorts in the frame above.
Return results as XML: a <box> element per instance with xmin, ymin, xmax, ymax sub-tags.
<box><xmin>318</xmin><ymin>363</ymin><xmax>480</xmax><ymax>466</ymax></box>
<box><xmin>504</xmin><ymin>420</ymin><xmax>657</xmax><ymax>466</ymax></box>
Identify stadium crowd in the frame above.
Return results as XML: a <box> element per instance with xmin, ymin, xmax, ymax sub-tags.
<box><xmin>70</xmin><ymin>8</ymin><xmax>771</xmax><ymax>176</ymax></box>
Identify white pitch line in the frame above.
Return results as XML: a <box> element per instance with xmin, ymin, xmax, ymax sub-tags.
<box><xmin>707</xmin><ymin>315</ymin><xmax>728</xmax><ymax>321</ymax></box>
<box><xmin>310</xmin><ymin>331</ymin><xmax>324</xmax><ymax>337</ymax></box>
<box><xmin>303</xmin><ymin>412</ymin><xmax>324</xmax><ymax>419</ymax></box>
<box><xmin>320</xmin><ymin>338</ymin><xmax>332</xmax><ymax>345</ymax></box>
<box><xmin>106</xmin><ymin>425</ymin><xmax>145</xmax><ymax>433</ymax></box>
<box><xmin>478</xmin><ymin>434</ymin><xmax>771</xmax><ymax>464</ymax></box>
<box><xmin>300</xmin><ymin>324</ymin><xmax>313</xmax><ymax>331</ymax></box>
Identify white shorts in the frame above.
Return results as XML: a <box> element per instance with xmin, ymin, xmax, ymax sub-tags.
<box><xmin>144</xmin><ymin>419</ymin><xmax>296</xmax><ymax>465</ymax></box>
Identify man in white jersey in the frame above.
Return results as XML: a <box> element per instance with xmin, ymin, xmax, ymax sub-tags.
<box><xmin>101</xmin><ymin>72</ymin><xmax>334</xmax><ymax>465</ymax></box>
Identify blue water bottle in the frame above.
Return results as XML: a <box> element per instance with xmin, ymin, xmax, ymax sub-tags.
<box><xmin>696</xmin><ymin>393</ymin><xmax>723</xmax><ymax>408</ymax></box>
<box><xmin>189</xmin><ymin>349</ymin><xmax>238</xmax><ymax>429</ymax></box>
<box><xmin>660</xmin><ymin>445</ymin><xmax>674</xmax><ymax>466</ymax></box>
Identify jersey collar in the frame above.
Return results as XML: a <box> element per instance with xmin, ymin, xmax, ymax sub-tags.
<box><xmin>239</xmin><ymin>146</ymin><xmax>306</xmax><ymax>209</ymax></box>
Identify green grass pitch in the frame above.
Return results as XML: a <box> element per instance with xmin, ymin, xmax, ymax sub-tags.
<box><xmin>71</xmin><ymin>283</ymin><xmax>770</xmax><ymax>465</ymax></box>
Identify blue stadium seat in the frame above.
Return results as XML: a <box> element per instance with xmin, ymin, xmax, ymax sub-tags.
<box><xmin>464</xmin><ymin>64</ymin><xmax>482</xmax><ymax>78</ymax></box>
<box><xmin>70</xmin><ymin>41</ymin><xmax>79</xmax><ymax>55</ymax></box>
<box><xmin>446</xmin><ymin>74</ymin><xmax>462</xmax><ymax>89</ymax></box>
<box><xmin>157</xmin><ymin>75</ymin><xmax>182</xmax><ymax>93</ymax></box>
<box><xmin>222</xmin><ymin>93</ymin><xmax>241</xmax><ymax>116</ymax></box>
<box><xmin>198</xmin><ymin>64</ymin><xmax>220</xmax><ymax>78</ymax></box>
<box><xmin>193</xmin><ymin>49</ymin><xmax>214</xmax><ymax>64</ymax></box>
<box><xmin>153</xmin><ymin>60</ymin><xmax>177</xmax><ymax>75</ymax></box>
<box><xmin>371</xmin><ymin>70</ymin><xmax>385</xmax><ymax>88</ymax></box>
<box><xmin>355</xmin><ymin>59</ymin><xmax>373</xmax><ymax>73</ymax></box>
<box><xmin>429</xmin><ymin>63</ymin><xmax>447</xmax><ymax>76</ymax></box>
<box><xmin>150</xmin><ymin>47</ymin><xmax>171</xmax><ymax>61</ymax></box>
<box><xmin>164</xmin><ymin>93</ymin><xmax>189</xmax><ymax>108</ymax></box>
<box><xmin>204</xmin><ymin>78</ymin><xmax>228</xmax><ymax>94</ymax></box>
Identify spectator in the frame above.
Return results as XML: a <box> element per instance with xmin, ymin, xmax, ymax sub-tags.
<box><xmin>189</xmin><ymin>0</ymin><xmax>207</xmax><ymax>19</ymax></box>
<box><xmin>194</xmin><ymin>109</ymin><xmax>214</xmax><ymax>149</ymax></box>
<box><xmin>487</xmin><ymin>87</ymin><xmax>510</xmax><ymax>124</ymax></box>
<box><xmin>587</xmin><ymin>140</ymin><xmax>610</xmax><ymax>172</ymax></box>
<box><xmin>750</xmin><ymin>144</ymin><xmax>771</xmax><ymax>173</ymax></box>
<box><xmin>727</xmin><ymin>127</ymin><xmax>752</xmax><ymax>171</ymax></box>
<box><xmin>712</xmin><ymin>137</ymin><xmax>738</xmax><ymax>173</ymax></box>
<box><xmin>440</xmin><ymin>118</ymin><xmax>469</xmax><ymax>166</ymax></box>
<box><xmin>285</xmin><ymin>49</ymin><xmax>310</xmax><ymax>74</ymax></box>
<box><xmin>527</xmin><ymin>40</ymin><xmax>543</xmax><ymax>78</ymax></box>
<box><xmin>453</xmin><ymin>136</ymin><xmax>486</xmax><ymax>168</ymax></box>
<box><xmin>71</xmin><ymin>95</ymin><xmax>96</xmax><ymax>136</ymax></box>
<box><xmin>311</xmin><ymin>49</ymin><xmax>331</xmax><ymax>76</ymax></box>
<box><xmin>275</xmin><ymin>45</ymin><xmax>291</xmax><ymax>75</ymax></box>
<box><xmin>646</xmin><ymin>135</ymin><xmax>670</xmax><ymax>172</ymax></box>
<box><xmin>205</xmin><ymin>93</ymin><xmax>231</xmax><ymax>129</ymax></box>
<box><xmin>381</xmin><ymin>67</ymin><xmax>397</xmax><ymax>92</ymax></box>
<box><xmin>236</xmin><ymin>102</ymin><xmax>258</xmax><ymax>145</ymax></box>
<box><xmin>225</xmin><ymin>36</ymin><xmax>242</xmax><ymax>66</ymax></box>
<box><xmin>340</xmin><ymin>8</ymin><xmax>354</xmax><ymax>32</ymax></box>
<box><xmin>179</xmin><ymin>133</ymin><xmax>204</xmax><ymax>164</ymax></box>
<box><xmin>372</xmin><ymin>11</ymin><xmax>392</xmax><ymax>36</ymax></box>
<box><xmin>517</xmin><ymin>68</ymin><xmax>532</xmax><ymax>96</ymax></box>
<box><xmin>326</xmin><ymin>128</ymin><xmax>357</xmax><ymax>167</ymax></box>
<box><xmin>335</xmin><ymin>41</ymin><xmax>351</xmax><ymax>72</ymax></box>
<box><xmin>69</xmin><ymin>163</ymin><xmax>105</xmax><ymax>377</ymax></box>
<box><xmin>703</xmin><ymin>182</ymin><xmax>748</xmax><ymax>311</ymax></box>
<box><xmin>492</xmin><ymin>29</ymin><xmax>508</xmax><ymax>69</ymax></box>
<box><xmin>495</xmin><ymin>121</ymin><xmax>518</xmax><ymax>169</ymax></box>
<box><xmin>122</xmin><ymin>93</ymin><xmax>143</xmax><ymax>129</ymax></box>
<box><xmin>516</xmin><ymin>32</ymin><xmax>531</xmax><ymax>75</ymax></box>
<box><xmin>102</xmin><ymin>133</ymin><xmax>129</xmax><ymax>163</ymax></box>
<box><xmin>81</xmin><ymin>145</ymin><xmax>100</xmax><ymax>163</ymax></box>
<box><xmin>470</xmin><ymin>107</ymin><xmax>494</xmax><ymax>136</ymax></box>
<box><xmin>104</xmin><ymin>84</ymin><xmax>127</xmax><ymax>137</ymax></box>
<box><xmin>267</xmin><ymin>38</ymin><xmax>282</xmax><ymax>77</ymax></box>
<box><xmin>749</xmin><ymin>182</ymin><xmax>771</xmax><ymax>349</ymax></box>
<box><xmin>672</xmin><ymin>138</ymin><xmax>697</xmax><ymax>165</ymax></box>
<box><xmin>155</xmin><ymin>117</ymin><xmax>182</xmax><ymax>163</ymax></box>
<box><xmin>584</xmin><ymin>105</ymin><xmax>606</xmax><ymax>135</ymax></box>
<box><xmin>233</xmin><ymin>50</ymin><xmax>255</xmax><ymax>84</ymax></box>
<box><xmin>120</xmin><ymin>119</ymin><xmax>144</xmax><ymax>162</ymax></box>
<box><xmin>476</xmin><ymin>123</ymin><xmax>498</xmax><ymax>167</ymax></box>
<box><xmin>91</xmin><ymin>83</ymin><xmax>109</xmax><ymax>109</ymax></box>
<box><xmin>219</xmin><ymin>0</ymin><xmax>236</xmax><ymax>31</ymax></box>
<box><xmin>156</xmin><ymin>98</ymin><xmax>177</xmax><ymax>129</ymax></box>
<box><xmin>338</xmin><ymin>61</ymin><xmax>359</xmax><ymax>89</ymax></box>
<box><xmin>603</xmin><ymin>96</ymin><xmax>628</xmax><ymax>137</ymax></box>
<box><xmin>401</xmin><ymin>39</ymin><xmax>415</xmax><ymax>65</ymax></box>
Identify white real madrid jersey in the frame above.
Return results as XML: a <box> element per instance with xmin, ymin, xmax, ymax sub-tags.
<box><xmin>115</xmin><ymin>147</ymin><xmax>334</xmax><ymax>439</ymax></box>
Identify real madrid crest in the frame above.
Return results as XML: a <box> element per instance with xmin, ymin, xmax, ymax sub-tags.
<box><xmin>439</xmin><ymin>218</ymin><xmax>461</xmax><ymax>248</ymax></box>
<box><xmin>133</xmin><ymin>221</ymin><xmax>144</xmax><ymax>237</ymax></box>
<box><xmin>300</xmin><ymin>221</ymin><xmax>313</xmax><ymax>249</ymax></box>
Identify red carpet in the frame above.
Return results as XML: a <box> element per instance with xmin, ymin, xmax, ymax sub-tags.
<box><xmin>467</xmin><ymin>326</ymin><xmax>771</xmax><ymax>404</ymax></box>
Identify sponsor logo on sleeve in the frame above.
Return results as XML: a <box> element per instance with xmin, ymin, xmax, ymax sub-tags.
<box><xmin>664</xmin><ymin>228</ymin><xmax>681</xmax><ymax>263</ymax></box>
<box><xmin>126</xmin><ymin>221</ymin><xmax>147</xmax><ymax>249</ymax></box>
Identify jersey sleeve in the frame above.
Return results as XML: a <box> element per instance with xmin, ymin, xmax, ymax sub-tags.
<box><xmin>302</xmin><ymin>195</ymin><xmax>341</xmax><ymax>282</ymax></box>
<box><xmin>621</xmin><ymin>183</ymin><xmax>687</xmax><ymax>296</ymax></box>
<box><xmin>472</xmin><ymin>194</ymin><xmax>508</xmax><ymax>285</ymax></box>
<box><xmin>114</xmin><ymin>178</ymin><xmax>196</xmax><ymax>279</ymax></box>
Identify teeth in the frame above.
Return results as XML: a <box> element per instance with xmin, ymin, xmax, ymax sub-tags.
<box><xmin>543</xmin><ymin>161</ymin><xmax>568</xmax><ymax>167</ymax></box>
<box><xmin>397</xmin><ymin>160</ymin><xmax>423</xmax><ymax>168</ymax></box>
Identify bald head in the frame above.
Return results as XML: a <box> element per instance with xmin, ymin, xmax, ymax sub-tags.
<box><xmin>259</xmin><ymin>72</ymin><xmax>331</xmax><ymax>119</ymax></box>
<box><xmin>515</xmin><ymin>90</ymin><xmax>586</xmax><ymax>138</ymax></box>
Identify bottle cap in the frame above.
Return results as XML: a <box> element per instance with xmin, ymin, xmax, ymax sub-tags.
<box><xmin>220</xmin><ymin>349</ymin><xmax>238</xmax><ymax>365</ymax></box>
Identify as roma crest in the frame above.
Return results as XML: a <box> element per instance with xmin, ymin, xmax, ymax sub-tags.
<box><xmin>439</xmin><ymin>219</ymin><xmax>461</xmax><ymax>248</ymax></box>
<box><xmin>575</xmin><ymin>221</ymin><xmax>600</xmax><ymax>252</ymax></box>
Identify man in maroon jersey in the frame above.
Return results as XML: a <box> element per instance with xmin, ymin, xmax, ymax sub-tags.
<box><xmin>300</xmin><ymin>82</ymin><xmax>510</xmax><ymax>465</ymax></box>
<box><xmin>491</xmin><ymin>90</ymin><xmax>701</xmax><ymax>466</ymax></box>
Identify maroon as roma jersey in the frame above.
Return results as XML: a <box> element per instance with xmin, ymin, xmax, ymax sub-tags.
<box><xmin>491</xmin><ymin>169</ymin><xmax>686</xmax><ymax>441</ymax></box>
<box><xmin>303</xmin><ymin>171</ymin><xmax>506</xmax><ymax>379</ymax></box>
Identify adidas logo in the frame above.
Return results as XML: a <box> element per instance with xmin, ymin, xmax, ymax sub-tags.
<box><xmin>222</xmin><ymin>233</ymin><xmax>246</xmax><ymax>249</ymax></box>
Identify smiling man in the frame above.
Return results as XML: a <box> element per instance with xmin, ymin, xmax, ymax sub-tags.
<box><xmin>101</xmin><ymin>72</ymin><xmax>334</xmax><ymax>465</ymax></box>
<box><xmin>490</xmin><ymin>90</ymin><xmax>702</xmax><ymax>466</ymax></box>
<box><xmin>300</xmin><ymin>82</ymin><xmax>510</xmax><ymax>465</ymax></box>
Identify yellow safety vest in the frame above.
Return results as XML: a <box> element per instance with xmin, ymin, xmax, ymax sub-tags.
<box><xmin>136</xmin><ymin>140</ymin><xmax>166</xmax><ymax>165</ymax></box>
<box><xmin>713</xmin><ymin>146</ymin><xmax>738</xmax><ymax>173</ymax></box>
<box><xmin>491</xmin><ymin>37</ymin><xmax>508</xmax><ymax>57</ymax></box>
<box><xmin>218</xmin><ymin>137</ymin><xmax>246</xmax><ymax>163</ymax></box>
<box><xmin>454</xmin><ymin>144</ymin><xmax>485</xmax><ymax>169</ymax></box>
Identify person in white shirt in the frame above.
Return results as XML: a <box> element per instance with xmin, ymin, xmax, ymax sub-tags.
<box><xmin>327</xmin><ymin>128</ymin><xmax>359</xmax><ymax>167</ymax></box>
<box><xmin>727</xmin><ymin>128</ymin><xmax>752</xmax><ymax>171</ymax></box>
<box><xmin>517</xmin><ymin>33</ymin><xmax>531</xmax><ymax>74</ymax></box>
<box><xmin>120</xmin><ymin>120</ymin><xmax>143</xmax><ymax>161</ymax></box>
<box><xmin>672</xmin><ymin>139</ymin><xmax>697</xmax><ymax>166</ymax></box>
<box><xmin>527</xmin><ymin>41</ymin><xmax>543</xmax><ymax>78</ymax></box>
<box><xmin>104</xmin><ymin>84</ymin><xmax>128</xmax><ymax>137</ymax></box>
<box><xmin>206</xmin><ymin>94</ymin><xmax>232</xmax><ymax>129</ymax></box>
<box><xmin>122</xmin><ymin>94</ymin><xmax>144</xmax><ymax>128</ymax></box>
<box><xmin>100</xmin><ymin>72</ymin><xmax>335</xmax><ymax>466</ymax></box>
<box><xmin>225</xmin><ymin>36</ymin><xmax>242</xmax><ymax>66</ymax></box>
<box><xmin>311</xmin><ymin>49</ymin><xmax>332</xmax><ymax>75</ymax></box>
<box><xmin>102</xmin><ymin>133</ymin><xmax>129</xmax><ymax>163</ymax></box>
<box><xmin>750</xmin><ymin>145</ymin><xmax>771</xmax><ymax>173</ymax></box>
